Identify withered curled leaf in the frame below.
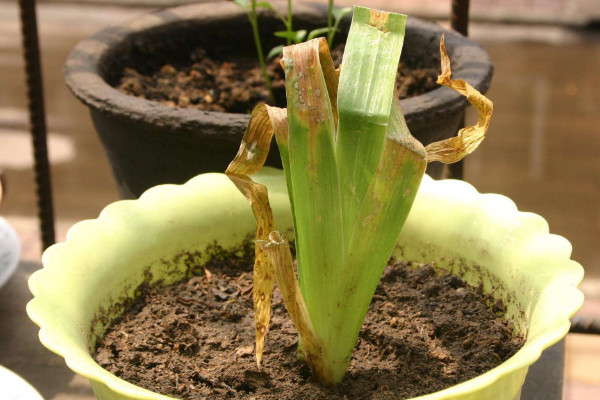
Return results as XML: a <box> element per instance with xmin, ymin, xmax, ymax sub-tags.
<box><xmin>425</xmin><ymin>34</ymin><xmax>493</xmax><ymax>163</ymax></box>
<box><xmin>225</xmin><ymin>103</ymin><xmax>286</xmax><ymax>368</ymax></box>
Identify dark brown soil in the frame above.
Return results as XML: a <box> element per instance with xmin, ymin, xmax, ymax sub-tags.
<box><xmin>95</xmin><ymin>252</ymin><xmax>524</xmax><ymax>400</ymax></box>
<box><xmin>116</xmin><ymin>45</ymin><xmax>439</xmax><ymax>114</ymax></box>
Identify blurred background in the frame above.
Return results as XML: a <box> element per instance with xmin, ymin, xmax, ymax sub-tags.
<box><xmin>0</xmin><ymin>0</ymin><xmax>598</xmax><ymax>399</ymax></box>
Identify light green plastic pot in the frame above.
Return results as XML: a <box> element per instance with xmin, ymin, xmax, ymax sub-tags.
<box><xmin>27</xmin><ymin>168</ymin><xmax>583</xmax><ymax>400</ymax></box>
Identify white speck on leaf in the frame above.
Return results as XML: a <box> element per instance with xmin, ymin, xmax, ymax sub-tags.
<box><xmin>246</xmin><ymin>141</ymin><xmax>258</xmax><ymax>160</ymax></box>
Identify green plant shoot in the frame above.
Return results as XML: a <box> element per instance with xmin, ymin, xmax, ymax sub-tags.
<box><xmin>233</xmin><ymin>0</ymin><xmax>274</xmax><ymax>101</ymax></box>
<box><xmin>327</xmin><ymin>3</ymin><xmax>352</xmax><ymax>46</ymax></box>
<box><xmin>327</xmin><ymin>0</ymin><xmax>334</xmax><ymax>44</ymax></box>
<box><xmin>226</xmin><ymin>6</ymin><xmax>493</xmax><ymax>385</ymax></box>
<box><xmin>267</xmin><ymin>1</ymin><xmax>349</xmax><ymax>61</ymax></box>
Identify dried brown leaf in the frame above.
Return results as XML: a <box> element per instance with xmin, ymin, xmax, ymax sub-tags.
<box><xmin>225</xmin><ymin>103</ymin><xmax>286</xmax><ymax>368</ymax></box>
<box><xmin>425</xmin><ymin>34</ymin><xmax>494</xmax><ymax>164</ymax></box>
<box><xmin>260</xmin><ymin>232</ymin><xmax>334</xmax><ymax>385</ymax></box>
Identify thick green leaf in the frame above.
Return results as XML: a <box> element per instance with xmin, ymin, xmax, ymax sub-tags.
<box><xmin>331</xmin><ymin>100</ymin><xmax>426</xmax><ymax>369</ymax></box>
<box><xmin>277</xmin><ymin>37</ymin><xmax>338</xmax><ymax>299</ymax></box>
<box><xmin>336</xmin><ymin>7</ymin><xmax>407</xmax><ymax>248</ymax></box>
<box><xmin>278</xmin><ymin>8</ymin><xmax>420</xmax><ymax>382</ymax></box>
<box><xmin>282</xmin><ymin>38</ymin><xmax>345</xmax><ymax>358</ymax></box>
<box><xmin>311</xmin><ymin>7</ymin><xmax>420</xmax><ymax>381</ymax></box>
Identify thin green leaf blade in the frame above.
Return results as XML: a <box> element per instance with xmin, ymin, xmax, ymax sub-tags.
<box><xmin>267</xmin><ymin>45</ymin><xmax>284</xmax><ymax>61</ymax></box>
<box><xmin>294</xmin><ymin>30</ymin><xmax>308</xmax><ymax>43</ymax></box>
<box><xmin>307</xmin><ymin>27</ymin><xmax>333</xmax><ymax>41</ymax></box>
<box><xmin>274</xmin><ymin>30</ymin><xmax>306</xmax><ymax>43</ymax></box>
<box><xmin>328</xmin><ymin>6</ymin><xmax>351</xmax><ymax>45</ymax></box>
<box><xmin>255</xmin><ymin>1</ymin><xmax>273</xmax><ymax>9</ymax></box>
<box><xmin>255</xmin><ymin>1</ymin><xmax>287</xmax><ymax>24</ymax></box>
<box><xmin>332</xmin><ymin>6</ymin><xmax>352</xmax><ymax>22</ymax></box>
<box><xmin>233</xmin><ymin>0</ymin><xmax>250</xmax><ymax>11</ymax></box>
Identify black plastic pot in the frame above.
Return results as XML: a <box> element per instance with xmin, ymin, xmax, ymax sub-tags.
<box><xmin>64</xmin><ymin>1</ymin><xmax>493</xmax><ymax>199</ymax></box>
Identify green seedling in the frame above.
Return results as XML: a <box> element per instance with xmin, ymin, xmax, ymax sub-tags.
<box><xmin>327</xmin><ymin>1</ymin><xmax>352</xmax><ymax>46</ymax></box>
<box><xmin>267</xmin><ymin>27</ymin><xmax>331</xmax><ymax>60</ymax></box>
<box><xmin>267</xmin><ymin>4</ymin><xmax>351</xmax><ymax>60</ymax></box>
<box><xmin>226</xmin><ymin>6</ymin><xmax>493</xmax><ymax>385</ymax></box>
<box><xmin>233</xmin><ymin>0</ymin><xmax>274</xmax><ymax>101</ymax></box>
<box><xmin>235</xmin><ymin>0</ymin><xmax>352</xmax><ymax>99</ymax></box>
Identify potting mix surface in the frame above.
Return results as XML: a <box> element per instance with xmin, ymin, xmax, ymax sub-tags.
<box><xmin>95</xmin><ymin>243</ymin><xmax>524</xmax><ymax>400</ymax></box>
<box><xmin>116</xmin><ymin>45</ymin><xmax>439</xmax><ymax>114</ymax></box>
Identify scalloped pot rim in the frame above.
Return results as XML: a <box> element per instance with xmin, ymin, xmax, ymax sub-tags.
<box><xmin>27</xmin><ymin>170</ymin><xmax>584</xmax><ymax>400</ymax></box>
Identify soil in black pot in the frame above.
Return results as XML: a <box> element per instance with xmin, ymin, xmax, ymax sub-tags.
<box><xmin>116</xmin><ymin>45</ymin><xmax>439</xmax><ymax>114</ymax></box>
<box><xmin>94</xmin><ymin>243</ymin><xmax>524</xmax><ymax>400</ymax></box>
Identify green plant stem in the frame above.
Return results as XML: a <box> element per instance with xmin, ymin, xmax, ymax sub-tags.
<box><xmin>286</xmin><ymin>0</ymin><xmax>292</xmax><ymax>46</ymax></box>
<box><xmin>327</xmin><ymin>0</ymin><xmax>334</xmax><ymax>44</ymax></box>
<box><xmin>250</xmin><ymin>0</ymin><xmax>274</xmax><ymax>102</ymax></box>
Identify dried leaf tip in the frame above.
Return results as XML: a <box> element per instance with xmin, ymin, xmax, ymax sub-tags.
<box><xmin>425</xmin><ymin>34</ymin><xmax>494</xmax><ymax>164</ymax></box>
<box><xmin>368</xmin><ymin>9</ymin><xmax>390</xmax><ymax>32</ymax></box>
<box><xmin>225</xmin><ymin>103</ymin><xmax>287</xmax><ymax>370</ymax></box>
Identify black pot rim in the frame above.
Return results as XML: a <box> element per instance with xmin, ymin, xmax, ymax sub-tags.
<box><xmin>64</xmin><ymin>1</ymin><xmax>493</xmax><ymax>136</ymax></box>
